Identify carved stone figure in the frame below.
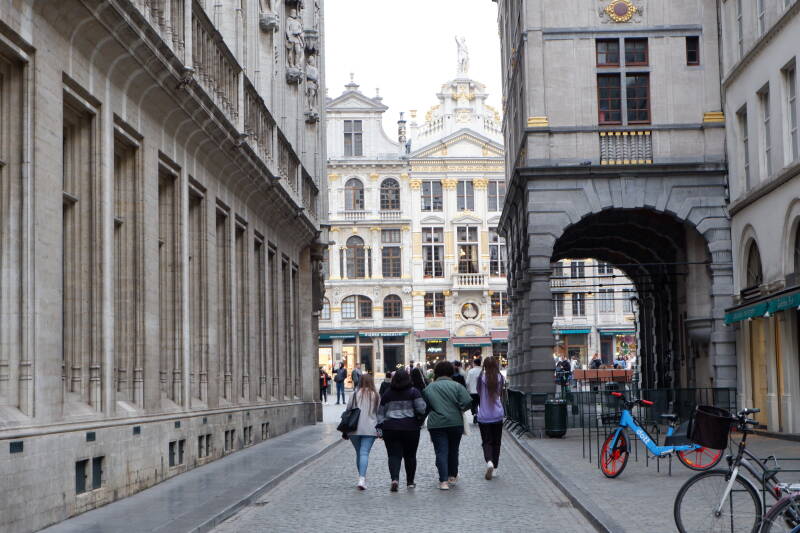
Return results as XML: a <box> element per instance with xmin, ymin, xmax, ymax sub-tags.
<box><xmin>285</xmin><ymin>8</ymin><xmax>305</xmax><ymax>70</ymax></box>
<box><xmin>455</xmin><ymin>36</ymin><xmax>469</xmax><ymax>75</ymax></box>
<box><xmin>305</xmin><ymin>54</ymin><xmax>319</xmax><ymax>121</ymax></box>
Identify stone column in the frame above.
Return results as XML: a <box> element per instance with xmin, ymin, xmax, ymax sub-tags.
<box><xmin>521</xmin><ymin>269</ymin><xmax>555</xmax><ymax>393</ymax></box>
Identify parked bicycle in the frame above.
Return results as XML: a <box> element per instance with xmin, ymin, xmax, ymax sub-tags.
<box><xmin>674</xmin><ymin>406</ymin><xmax>800</xmax><ymax>533</ymax></box>
<box><xmin>600</xmin><ymin>391</ymin><xmax>723</xmax><ymax>478</ymax></box>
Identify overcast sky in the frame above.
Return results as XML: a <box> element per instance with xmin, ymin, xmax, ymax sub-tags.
<box><xmin>323</xmin><ymin>0</ymin><xmax>502</xmax><ymax>134</ymax></box>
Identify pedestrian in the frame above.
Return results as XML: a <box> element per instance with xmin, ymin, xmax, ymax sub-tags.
<box><xmin>345</xmin><ymin>373</ymin><xmax>380</xmax><ymax>490</ymax></box>
<box><xmin>452</xmin><ymin>360</ymin><xmax>467</xmax><ymax>388</ymax></box>
<box><xmin>466</xmin><ymin>357</ymin><xmax>482</xmax><ymax>424</ymax></box>
<box><xmin>477</xmin><ymin>356</ymin><xmax>506</xmax><ymax>480</ymax></box>
<box><xmin>410</xmin><ymin>367</ymin><xmax>427</xmax><ymax>394</ymax></box>
<box><xmin>319</xmin><ymin>366</ymin><xmax>331</xmax><ymax>405</ymax></box>
<box><xmin>377</xmin><ymin>370</ymin><xmax>427</xmax><ymax>492</ymax></box>
<box><xmin>379</xmin><ymin>371</ymin><xmax>393</xmax><ymax>396</ymax></box>
<box><xmin>422</xmin><ymin>361</ymin><xmax>473</xmax><ymax>490</ymax></box>
<box><xmin>334</xmin><ymin>362</ymin><xmax>347</xmax><ymax>404</ymax></box>
<box><xmin>352</xmin><ymin>363</ymin><xmax>363</xmax><ymax>389</ymax></box>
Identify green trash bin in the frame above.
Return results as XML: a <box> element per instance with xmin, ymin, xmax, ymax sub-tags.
<box><xmin>545</xmin><ymin>399</ymin><xmax>567</xmax><ymax>438</ymax></box>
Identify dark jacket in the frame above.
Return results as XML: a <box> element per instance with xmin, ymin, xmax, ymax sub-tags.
<box><xmin>422</xmin><ymin>377</ymin><xmax>473</xmax><ymax>429</ymax></box>
<box><xmin>379</xmin><ymin>380</ymin><xmax>391</xmax><ymax>396</ymax></box>
<box><xmin>452</xmin><ymin>373</ymin><xmax>467</xmax><ymax>388</ymax></box>
<box><xmin>319</xmin><ymin>371</ymin><xmax>330</xmax><ymax>388</ymax></box>
<box><xmin>377</xmin><ymin>387</ymin><xmax>427</xmax><ymax>431</ymax></box>
<box><xmin>334</xmin><ymin>367</ymin><xmax>347</xmax><ymax>382</ymax></box>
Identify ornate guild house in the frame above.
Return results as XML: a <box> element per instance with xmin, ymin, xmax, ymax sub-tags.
<box><xmin>0</xmin><ymin>1</ymin><xmax>326</xmax><ymax>530</ymax></box>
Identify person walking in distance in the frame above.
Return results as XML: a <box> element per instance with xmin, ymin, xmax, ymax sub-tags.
<box><xmin>334</xmin><ymin>362</ymin><xmax>347</xmax><ymax>405</ymax></box>
<box><xmin>423</xmin><ymin>361</ymin><xmax>473</xmax><ymax>490</ymax></box>
<box><xmin>477</xmin><ymin>356</ymin><xmax>506</xmax><ymax>480</ymax></box>
<box><xmin>465</xmin><ymin>357</ymin><xmax>482</xmax><ymax>424</ymax></box>
<box><xmin>319</xmin><ymin>367</ymin><xmax>331</xmax><ymax>405</ymax></box>
<box><xmin>410</xmin><ymin>367</ymin><xmax>427</xmax><ymax>394</ymax></box>
<box><xmin>345</xmin><ymin>373</ymin><xmax>380</xmax><ymax>490</ymax></box>
<box><xmin>452</xmin><ymin>360</ymin><xmax>467</xmax><ymax>387</ymax></box>
<box><xmin>377</xmin><ymin>370</ymin><xmax>427</xmax><ymax>492</ymax></box>
<box><xmin>352</xmin><ymin>363</ymin><xmax>363</xmax><ymax>390</ymax></box>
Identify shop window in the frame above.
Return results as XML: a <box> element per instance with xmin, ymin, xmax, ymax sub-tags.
<box><xmin>491</xmin><ymin>292</ymin><xmax>510</xmax><ymax>316</ymax></box>
<box><xmin>380</xmin><ymin>179</ymin><xmax>400</xmax><ymax>210</ymax></box>
<box><xmin>424</xmin><ymin>292</ymin><xmax>446</xmax><ymax>317</ymax></box>
<box><xmin>383</xmin><ymin>295</ymin><xmax>403</xmax><ymax>319</ymax></box>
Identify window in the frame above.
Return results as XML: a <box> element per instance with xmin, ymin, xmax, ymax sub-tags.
<box><xmin>382</xmin><ymin>246</ymin><xmax>401</xmax><ymax>278</ymax></box>
<box><xmin>785</xmin><ymin>65</ymin><xmax>798</xmax><ymax>163</ymax></box>
<box><xmin>75</xmin><ymin>459</ymin><xmax>89</xmax><ymax>494</ymax></box>
<box><xmin>489</xmin><ymin>228</ymin><xmax>507</xmax><ymax>276</ymax></box>
<box><xmin>737</xmin><ymin>0</ymin><xmax>744</xmax><ymax>57</ymax></box>
<box><xmin>760</xmin><ymin>86</ymin><xmax>772</xmax><ymax>177</ymax></box>
<box><xmin>383</xmin><ymin>295</ymin><xmax>403</xmax><ymax>319</ymax></box>
<box><xmin>572</xmin><ymin>293</ymin><xmax>586</xmax><ymax>316</ymax></box>
<box><xmin>344</xmin><ymin>120</ymin><xmax>363</xmax><ymax>156</ymax></box>
<box><xmin>686</xmin><ymin>36</ymin><xmax>700</xmax><ymax>65</ymax></box>
<box><xmin>491</xmin><ymin>292</ymin><xmax>510</xmax><ymax>316</ymax></box>
<box><xmin>321</xmin><ymin>298</ymin><xmax>330</xmax><ymax>320</ymax></box>
<box><xmin>341</xmin><ymin>295</ymin><xmax>372</xmax><ymax>319</ymax></box>
<box><xmin>599</xmin><ymin>289</ymin><xmax>615</xmax><ymax>313</ymax></box>
<box><xmin>345</xmin><ymin>236</ymin><xmax>366</xmax><ymax>279</ymax></box>
<box><xmin>597</xmin><ymin>262</ymin><xmax>613</xmax><ymax>275</ymax></box>
<box><xmin>488</xmin><ymin>181</ymin><xmax>507</xmax><ymax>211</ymax></box>
<box><xmin>598</xmin><ymin>74</ymin><xmax>622</xmax><ymax>124</ymax></box>
<box><xmin>738</xmin><ymin>106</ymin><xmax>751</xmax><ymax>190</ymax></box>
<box><xmin>570</xmin><ymin>261</ymin><xmax>585</xmax><ymax>279</ymax></box>
<box><xmin>381</xmin><ymin>229</ymin><xmax>401</xmax><ymax>243</ymax></box>
<box><xmin>380</xmin><ymin>179</ymin><xmax>400</xmax><ymax>210</ymax></box>
<box><xmin>596</xmin><ymin>39</ymin><xmax>620</xmax><ymax>66</ymax></box>
<box><xmin>457</xmin><ymin>226</ymin><xmax>479</xmax><ymax>273</ymax></box>
<box><xmin>746</xmin><ymin>242</ymin><xmax>763</xmax><ymax>288</ymax></box>
<box><xmin>757</xmin><ymin>0</ymin><xmax>766</xmax><ymax>35</ymax></box>
<box><xmin>423</xmin><ymin>227</ymin><xmax>444</xmax><ymax>277</ymax></box>
<box><xmin>624</xmin><ymin>39</ymin><xmax>648</xmax><ymax>66</ymax></box>
<box><xmin>421</xmin><ymin>181</ymin><xmax>443</xmax><ymax>211</ymax></box>
<box><xmin>553</xmin><ymin>293</ymin><xmax>565</xmax><ymax>317</ymax></box>
<box><xmin>626</xmin><ymin>73</ymin><xmax>650</xmax><ymax>123</ymax></box>
<box><xmin>424</xmin><ymin>292</ymin><xmax>446</xmax><ymax>317</ymax></box>
<box><xmin>623</xmin><ymin>289</ymin><xmax>635</xmax><ymax>312</ymax></box>
<box><xmin>224</xmin><ymin>429</ymin><xmax>236</xmax><ymax>452</ymax></box>
<box><xmin>344</xmin><ymin>178</ymin><xmax>364</xmax><ymax>210</ymax></box>
<box><xmin>198</xmin><ymin>434</ymin><xmax>212</xmax><ymax>458</ymax></box>
<box><xmin>457</xmin><ymin>180</ymin><xmax>474</xmax><ymax>211</ymax></box>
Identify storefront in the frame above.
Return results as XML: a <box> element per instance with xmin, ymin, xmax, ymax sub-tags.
<box><xmin>417</xmin><ymin>330</ymin><xmax>450</xmax><ymax>366</ymax></box>
<box><xmin>452</xmin><ymin>337</ymin><xmax>492</xmax><ymax>364</ymax></box>
<box><xmin>491</xmin><ymin>330</ymin><xmax>509</xmax><ymax>366</ymax></box>
<box><xmin>599</xmin><ymin>329</ymin><xmax>636</xmax><ymax>365</ymax></box>
<box><xmin>554</xmin><ymin>329</ymin><xmax>590</xmax><ymax>366</ymax></box>
<box><xmin>358</xmin><ymin>331</ymin><xmax>409</xmax><ymax>375</ymax></box>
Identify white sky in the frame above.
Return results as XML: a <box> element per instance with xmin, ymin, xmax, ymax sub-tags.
<box><xmin>323</xmin><ymin>0</ymin><xmax>502</xmax><ymax>134</ymax></box>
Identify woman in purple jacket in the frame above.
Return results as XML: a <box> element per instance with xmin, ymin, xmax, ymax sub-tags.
<box><xmin>477</xmin><ymin>356</ymin><xmax>505</xmax><ymax>480</ymax></box>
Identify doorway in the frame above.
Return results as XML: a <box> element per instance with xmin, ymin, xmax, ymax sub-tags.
<box><xmin>459</xmin><ymin>347</ymin><xmax>482</xmax><ymax>365</ymax></box>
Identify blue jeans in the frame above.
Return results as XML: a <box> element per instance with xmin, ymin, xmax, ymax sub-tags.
<box><xmin>336</xmin><ymin>382</ymin><xmax>345</xmax><ymax>403</ymax></box>
<box><xmin>429</xmin><ymin>426</ymin><xmax>463</xmax><ymax>482</ymax></box>
<box><xmin>349</xmin><ymin>435</ymin><xmax>376</xmax><ymax>477</ymax></box>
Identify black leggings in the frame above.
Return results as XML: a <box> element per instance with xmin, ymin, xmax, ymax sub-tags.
<box><xmin>478</xmin><ymin>422</ymin><xmax>503</xmax><ymax>468</ymax></box>
<box><xmin>320</xmin><ymin>386</ymin><xmax>327</xmax><ymax>402</ymax></box>
<box><xmin>382</xmin><ymin>429</ymin><xmax>420</xmax><ymax>485</ymax></box>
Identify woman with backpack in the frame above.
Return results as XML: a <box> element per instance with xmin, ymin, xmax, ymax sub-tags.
<box><xmin>477</xmin><ymin>356</ymin><xmax>506</xmax><ymax>481</ymax></box>
<box><xmin>344</xmin><ymin>373</ymin><xmax>380</xmax><ymax>490</ymax></box>
<box><xmin>377</xmin><ymin>370</ymin><xmax>427</xmax><ymax>492</ymax></box>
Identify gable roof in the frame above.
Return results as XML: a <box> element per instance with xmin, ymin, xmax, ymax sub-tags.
<box><xmin>326</xmin><ymin>90</ymin><xmax>388</xmax><ymax>112</ymax></box>
<box><xmin>410</xmin><ymin>128</ymin><xmax>504</xmax><ymax>159</ymax></box>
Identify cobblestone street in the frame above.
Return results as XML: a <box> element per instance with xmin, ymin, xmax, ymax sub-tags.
<box><xmin>214</xmin><ymin>405</ymin><xmax>595</xmax><ymax>533</ymax></box>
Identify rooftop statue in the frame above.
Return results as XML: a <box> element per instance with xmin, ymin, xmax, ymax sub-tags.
<box><xmin>455</xmin><ymin>36</ymin><xmax>469</xmax><ymax>75</ymax></box>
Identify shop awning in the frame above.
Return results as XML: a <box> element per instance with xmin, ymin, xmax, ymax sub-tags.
<box><xmin>767</xmin><ymin>290</ymin><xmax>800</xmax><ymax>314</ymax></box>
<box><xmin>416</xmin><ymin>329</ymin><xmax>450</xmax><ymax>341</ymax></box>
<box><xmin>553</xmin><ymin>328</ymin><xmax>591</xmax><ymax>335</ymax></box>
<box><xmin>724</xmin><ymin>288</ymin><xmax>800</xmax><ymax>324</ymax></box>
<box><xmin>359</xmin><ymin>331</ymin><xmax>409</xmax><ymax>338</ymax></box>
<box><xmin>491</xmin><ymin>330</ymin><xmax>509</xmax><ymax>342</ymax></box>
<box><xmin>452</xmin><ymin>336</ymin><xmax>493</xmax><ymax>347</ymax></box>
<box><xmin>319</xmin><ymin>332</ymin><xmax>356</xmax><ymax>340</ymax></box>
<box><xmin>599</xmin><ymin>329</ymin><xmax>635</xmax><ymax>336</ymax></box>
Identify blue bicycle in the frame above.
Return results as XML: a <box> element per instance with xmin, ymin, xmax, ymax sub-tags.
<box><xmin>600</xmin><ymin>392</ymin><xmax>723</xmax><ymax>478</ymax></box>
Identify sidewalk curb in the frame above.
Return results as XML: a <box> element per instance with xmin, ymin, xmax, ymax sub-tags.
<box><xmin>190</xmin><ymin>434</ymin><xmax>344</xmax><ymax>533</ymax></box>
<box><xmin>506</xmin><ymin>429</ymin><xmax>625</xmax><ymax>533</ymax></box>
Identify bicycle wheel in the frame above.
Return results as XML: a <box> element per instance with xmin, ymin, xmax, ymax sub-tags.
<box><xmin>761</xmin><ymin>493</ymin><xmax>800</xmax><ymax>533</ymax></box>
<box><xmin>676</xmin><ymin>447</ymin><xmax>724</xmax><ymax>471</ymax></box>
<box><xmin>674</xmin><ymin>469</ymin><xmax>761</xmax><ymax>533</ymax></box>
<box><xmin>600</xmin><ymin>430</ymin><xmax>629</xmax><ymax>478</ymax></box>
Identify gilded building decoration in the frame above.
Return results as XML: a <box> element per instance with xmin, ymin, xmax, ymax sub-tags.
<box><xmin>328</xmin><ymin>173</ymin><xmax>340</xmax><ymax>181</ymax></box>
<box><xmin>411</xmin><ymin>290</ymin><xmax>426</xmax><ymax>297</ymax></box>
<box><xmin>369</xmin><ymin>173</ymin><xmax>379</xmax><ymax>181</ymax></box>
<box><xmin>409</xmin><ymin>179</ymin><xmax>422</xmax><ymax>190</ymax></box>
<box><xmin>473</xmin><ymin>178</ymin><xmax>489</xmax><ymax>189</ymax></box>
<box><xmin>604</xmin><ymin>0</ymin><xmax>637</xmax><ymax>23</ymax></box>
<box><xmin>442</xmin><ymin>179</ymin><xmax>457</xmax><ymax>190</ymax></box>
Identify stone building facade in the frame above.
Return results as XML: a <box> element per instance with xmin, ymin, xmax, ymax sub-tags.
<box><xmin>0</xmin><ymin>1</ymin><xmax>325</xmax><ymax>531</ymax></box>
<box><xmin>721</xmin><ymin>0</ymin><xmax>800</xmax><ymax>433</ymax></box>
<box><xmin>495</xmin><ymin>0</ymin><xmax>735</xmax><ymax>394</ymax></box>
<box><xmin>321</xmin><ymin>61</ymin><xmax>509</xmax><ymax>375</ymax></box>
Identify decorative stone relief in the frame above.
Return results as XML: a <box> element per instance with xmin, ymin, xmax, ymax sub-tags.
<box><xmin>304</xmin><ymin>54</ymin><xmax>319</xmax><ymax>122</ymax></box>
<box><xmin>285</xmin><ymin>6</ymin><xmax>304</xmax><ymax>83</ymax></box>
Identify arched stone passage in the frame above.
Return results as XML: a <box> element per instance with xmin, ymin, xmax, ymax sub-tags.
<box><xmin>501</xmin><ymin>167</ymin><xmax>734</xmax><ymax>394</ymax></box>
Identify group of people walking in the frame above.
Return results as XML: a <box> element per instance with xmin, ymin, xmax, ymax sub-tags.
<box><xmin>331</xmin><ymin>356</ymin><xmax>505</xmax><ymax>491</ymax></box>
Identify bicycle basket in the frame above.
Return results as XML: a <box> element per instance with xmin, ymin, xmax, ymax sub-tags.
<box><xmin>600</xmin><ymin>411</ymin><xmax>621</xmax><ymax>426</ymax></box>
<box><xmin>690</xmin><ymin>405</ymin><xmax>732</xmax><ymax>449</ymax></box>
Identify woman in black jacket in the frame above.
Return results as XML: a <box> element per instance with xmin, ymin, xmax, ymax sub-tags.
<box><xmin>377</xmin><ymin>370</ymin><xmax>427</xmax><ymax>492</ymax></box>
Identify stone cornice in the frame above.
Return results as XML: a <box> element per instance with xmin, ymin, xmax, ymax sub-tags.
<box><xmin>728</xmin><ymin>161</ymin><xmax>800</xmax><ymax>216</ymax></box>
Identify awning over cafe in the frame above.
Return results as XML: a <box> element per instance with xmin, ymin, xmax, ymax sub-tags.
<box><xmin>724</xmin><ymin>288</ymin><xmax>800</xmax><ymax>324</ymax></box>
<box><xmin>452</xmin><ymin>337</ymin><xmax>492</xmax><ymax>347</ymax></box>
<box><xmin>359</xmin><ymin>331</ymin><xmax>409</xmax><ymax>338</ymax></box>
<box><xmin>319</xmin><ymin>332</ymin><xmax>356</xmax><ymax>340</ymax></box>
<box><xmin>552</xmin><ymin>328</ymin><xmax>591</xmax><ymax>335</ymax></box>
<box><xmin>416</xmin><ymin>329</ymin><xmax>450</xmax><ymax>341</ymax></box>
<box><xmin>491</xmin><ymin>330</ymin><xmax>509</xmax><ymax>342</ymax></box>
<box><xmin>599</xmin><ymin>329</ymin><xmax>635</xmax><ymax>336</ymax></box>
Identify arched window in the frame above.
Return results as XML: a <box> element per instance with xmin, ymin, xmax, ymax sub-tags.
<box><xmin>746</xmin><ymin>241</ymin><xmax>763</xmax><ymax>288</ymax></box>
<box><xmin>380</xmin><ymin>179</ymin><xmax>400</xmax><ymax>211</ymax></box>
<box><xmin>321</xmin><ymin>298</ymin><xmax>331</xmax><ymax>320</ymax></box>
<box><xmin>345</xmin><ymin>236</ymin><xmax>366</xmax><ymax>278</ymax></box>
<box><xmin>342</xmin><ymin>295</ymin><xmax>372</xmax><ymax>319</ymax></box>
<box><xmin>794</xmin><ymin>223</ymin><xmax>800</xmax><ymax>274</ymax></box>
<box><xmin>344</xmin><ymin>178</ymin><xmax>364</xmax><ymax>210</ymax></box>
<box><xmin>383</xmin><ymin>295</ymin><xmax>403</xmax><ymax>318</ymax></box>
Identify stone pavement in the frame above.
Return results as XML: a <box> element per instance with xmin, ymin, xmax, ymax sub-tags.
<box><xmin>41</xmin><ymin>423</ymin><xmax>342</xmax><ymax>533</ymax></box>
<box><xmin>214</xmin><ymin>405</ymin><xmax>595</xmax><ymax>533</ymax></box>
<box><xmin>512</xmin><ymin>428</ymin><xmax>800</xmax><ymax>533</ymax></box>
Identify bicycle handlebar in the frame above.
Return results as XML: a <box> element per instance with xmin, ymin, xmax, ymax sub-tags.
<box><xmin>609</xmin><ymin>391</ymin><xmax>653</xmax><ymax>407</ymax></box>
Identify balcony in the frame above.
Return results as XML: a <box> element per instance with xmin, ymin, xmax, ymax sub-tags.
<box><xmin>133</xmin><ymin>0</ymin><xmax>186</xmax><ymax>60</ymax></box>
<box><xmin>339</xmin><ymin>210</ymin><xmax>366</xmax><ymax>221</ymax></box>
<box><xmin>243</xmin><ymin>77</ymin><xmax>276</xmax><ymax>165</ymax></box>
<box><xmin>453</xmin><ymin>273</ymin><xmax>487</xmax><ymax>290</ymax></box>
<box><xmin>599</xmin><ymin>131</ymin><xmax>653</xmax><ymax>165</ymax></box>
<box><xmin>380</xmin><ymin>210</ymin><xmax>401</xmax><ymax>221</ymax></box>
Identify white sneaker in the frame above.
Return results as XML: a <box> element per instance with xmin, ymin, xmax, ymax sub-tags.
<box><xmin>357</xmin><ymin>476</ymin><xmax>366</xmax><ymax>490</ymax></box>
<box><xmin>438</xmin><ymin>482</ymin><xmax>450</xmax><ymax>490</ymax></box>
<box><xmin>485</xmin><ymin>461</ymin><xmax>494</xmax><ymax>480</ymax></box>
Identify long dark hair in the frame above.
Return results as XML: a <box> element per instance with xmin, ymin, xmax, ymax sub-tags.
<box><xmin>482</xmin><ymin>356</ymin><xmax>501</xmax><ymax>401</ymax></box>
<box><xmin>391</xmin><ymin>369</ymin><xmax>412</xmax><ymax>390</ymax></box>
<box><xmin>410</xmin><ymin>367</ymin><xmax>426</xmax><ymax>391</ymax></box>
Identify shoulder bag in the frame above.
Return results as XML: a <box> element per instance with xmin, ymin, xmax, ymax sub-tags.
<box><xmin>337</xmin><ymin>391</ymin><xmax>361</xmax><ymax>434</ymax></box>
